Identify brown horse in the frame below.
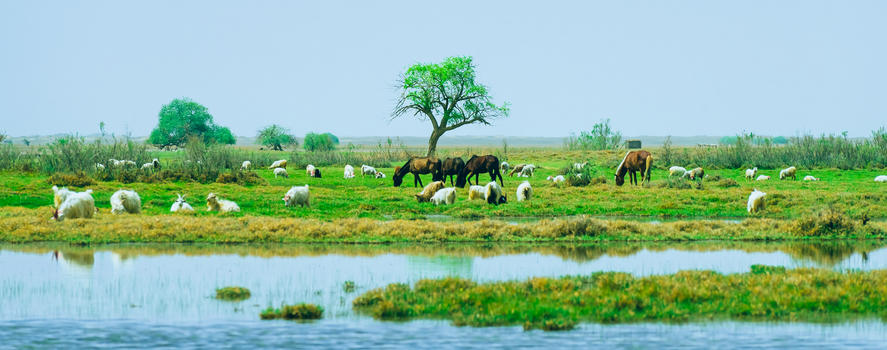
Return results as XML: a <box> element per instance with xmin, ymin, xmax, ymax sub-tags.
<box><xmin>456</xmin><ymin>155</ymin><xmax>504</xmax><ymax>188</ymax></box>
<box><xmin>441</xmin><ymin>157</ymin><xmax>465</xmax><ymax>186</ymax></box>
<box><xmin>615</xmin><ymin>150</ymin><xmax>653</xmax><ymax>186</ymax></box>
<box><xmin>393</xmin><ymin>157</ymin><xmax>443</xmax><ymax>187</ymax></box>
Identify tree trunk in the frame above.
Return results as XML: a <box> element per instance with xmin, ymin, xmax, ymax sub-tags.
<box><xmin>426</xmin><ymin>129</ymin><xmax>444</xmax><ymax>157</ymax></box>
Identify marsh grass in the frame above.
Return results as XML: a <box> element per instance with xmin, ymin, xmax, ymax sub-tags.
<box><xmin>215</xmin><ymin>286</ymin><xmax>251</xmax><ymax>301</ymax></box>
<box><xmin>343</xmin><ymin>281</ymin><xmax>356</xmax><ymax>293</ymax></box>
<box><xmin>353</xmin><ymin>267</ymin><xmax>887</xmax><ymax>330</ymax></box>
<box><xmin>260</xmin><ymin>303</ymin><xmax>323</xmax><ymax>320</ymax></box>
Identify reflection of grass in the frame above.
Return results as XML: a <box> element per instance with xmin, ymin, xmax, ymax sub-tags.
<box><xmin>215</xmin><ymin>286</ymin><xmax>251</xmax><ymax>301</ymax></box>
<box><xmin>260</xmin><ymin>303</ymin><xmax>323</xmax><ymax>320</ymax></box>
<box><xmin>353</xmin><ymin>267</ymin><xmax>887</xmax><ymax>331</ymax></box>
<box><xmin>343</xmin><ymin>281</ymin><xmax>356</xmax><ymax>293</ymax></box>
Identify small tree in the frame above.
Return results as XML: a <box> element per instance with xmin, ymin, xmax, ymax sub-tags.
<box><xmin>148</xmin><ymin>98</ymin><xmax>236</xmax><ymax>148</ymax></box>
<box><xmin>257</xmin><ymin>125</ymin><xmax>297</xmax><ymax>151</ymax></box>
<box><xmin>0</xmin><ymin>132</ymin><xmax>6</xmax><ymax>144</ymax></box>
<box><xmin>303</xmin><ymin>132</ymin><xmax>336</xmax><ymax>152</ymax></box>
<box><xmin>393</xmin><ymin>56</ymin><xmax>509</xmax><ymax>156</ymax></box>
<box><xmin>568</xmin><ymin>119</ymin><xmax>622</xmax><ymax>150</ymax></box>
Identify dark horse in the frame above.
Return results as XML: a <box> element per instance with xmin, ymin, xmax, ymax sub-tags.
<box><xmin>456</xmin><ymin>155</ymin><xmax>504</xmax><ymax>188</ymax></box>
<box><xmin>441</xmin><ymin>157</ymin><xmax>465</xmax><ymax>186</ymax></box>
<box><xmin>615</xmin><ymin>150</ymin><xmax>653</xmax><ymax>186</ymax></box>
<box><xmin>393</xmin><ymin>157</ymin><xmax>443</xmax><ymax>187</ymax></box>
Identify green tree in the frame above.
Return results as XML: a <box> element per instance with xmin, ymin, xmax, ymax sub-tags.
<box><xmin>323</xmin><ymin>132</ymin><xmax>340</xmax><ymax>145</ymax></box>
<box><xmin>568</xmin><ymin>119</ymin><xmax>622</xmax><ymax>150</ymax></box>
<box><xmin>772</xmin><ymin>136</ymin><xmax>788</xmax><ymax>145</ymax></box>
<box><xmin>257</xmin><ymin>125</ymin><xmax>297</xmax><ymax>151</ymax></box>
<box><xmin>393</xmin><ymin>56</ymin><xmax>509</xmax><ymax>156</ymax></box>
<box><xmin>303</xmin><ymin>132</ymin><xmax>336</xmax><ymax>152</ymax></box>
<box><xmin>148</xmin><ymin>98</ymin><xmax>235</xmax><ymax>148</ymax></box>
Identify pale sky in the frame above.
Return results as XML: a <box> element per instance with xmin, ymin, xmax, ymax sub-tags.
<box><xmin>1</xmin><ymin>1</ymin><xmax>885</xmax><ymax>138</ymax></box>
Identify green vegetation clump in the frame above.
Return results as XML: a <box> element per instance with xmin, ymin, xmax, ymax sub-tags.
<box><xmin>792</xmin><ymin>207</ymin><xmax>858</xmax><ymax>237</ymax></box>
<box><xmin>353</xmin><ymin>267</ymin><xmax>887</xmax><ymax>330</ymax></box>
<box><xmin>260</xmin><ymin>303</ymin><xmax>324</xmax><ymax>320</ymax></box>
<box><xmin>257</xmin><ymin>125</ymin><xmax>298</xmax><ymax>151</ymax></box>
<box><xmin>565</xmin><ymin>119</ymin><xmax>622</xmax><ymax>151</ymax></box>
<box><xmin>715</xmin><ymin>178</ymin><xmax>739</xmax><ymax>188</ymax></box>
<box><xmin>343</xmin><ymin>280</ymin><xmax>356</xmax><ymax>293</ymax></box>
<box><xmin>216</xmin><ymin>170</ymin><xmax>267</xmax><ymax>186</ymax></box>
<box><xmin>48</xmin><ymin>172</ymin><xmax>95</xmax><ymax>187</ymax></box>
<box><xmin>215</xmin><ymin>286</ymin><xmax>251</xmax><ymax>301</ymax></box>
<box><xmin>148</xmin><ymin>98</ymin><xmax>235</xmax><ymax>148</ymax></box>
<box><xmin>303</xmin><ymin>132</ymin><xmax>338</xmax><ymax>152</ymax></box>
<box><xmin>749</xmin><ymin>264</ymin><xmax>786</xmax><ymax>275</ymax></box>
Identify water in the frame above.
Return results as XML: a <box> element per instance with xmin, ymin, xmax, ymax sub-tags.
<box><xmin>2</xmin><ymin>242</ymin><xmax>887</xmax><ymax>348</ymax></box>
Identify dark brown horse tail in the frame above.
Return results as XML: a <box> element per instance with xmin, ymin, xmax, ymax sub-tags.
<box><xmin>645</xmin><ymin>155</ymin><xmax>653</xmax><ymax>183</ymax></box>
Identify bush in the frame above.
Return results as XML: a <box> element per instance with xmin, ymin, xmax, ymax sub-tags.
<box><xmin>216</xmin><ymin>286</ymin><xmax>251</xmax><ymax>301</ymax></box>
<box><xmin>715</xmin><ymin>179</ymin><xmax>739</xmax><ymax>188</ymax></box>
<box><xmin>560</xmin><ymin>165</ymin><xmax>607</xmax><ymax>187</ymax></box>
<box><xmin>750</xmin><ymin>265</ymin><xmax>786</xmax><ymax>275</ymax></box>
<box><xmin>47</xmin><ymin>172</ymin><xmax>95</xmax><ymax>187</ymax></box>
<box><xmin>304</xmin><ymin>132</ymin><xmax>337</xmax><ymax>152</ymax></box>
<box><xmin>260</xmin><ymin>303</ymin><xmax>324</xmax><ymax>320</ymax></box>
<box><xmin>792</xmin><ymin>207</ymin><xmax>858</xmax><ymax>237</ymax></box>
<box><xmin>216</xmin><ymin>170</ymin><xmax>267</xmax><ymax>186</ymax></box>
<box><xmin>565</xmin><ymin>119</ymin><xmax>622</xmax><ymax>150</ymax></box>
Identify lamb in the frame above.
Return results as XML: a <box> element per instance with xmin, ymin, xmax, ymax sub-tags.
<box><xmin>747</xmin><ymin>189</ymin><xmax>766</xmax><ymax>214</ymax></box>
<box><xmin>467</xmin><ymin>185</ymin><xmax>486</xmax><ymax>200</ymax></box>
<box><xmin>430</xmin><ymin>187</ymin><xmax>457</xmax><ymax>206</ymax></box>
<box><xmin>501</xmin><ymin>161</ymin><xmax>511</xmax><ymax>173</ymax></box>
<box><xmin>310</xmin><ymin>168</ymin><xmax>322</xmax><ymax>178</ymax></box>
<box><xmin>684</xmin><ymin>167</ymin><xmax>705</xmax><ymax>180</ymax></box>
<box><xmin>375</xmin><ymin>171</ymin><xmax>386</xmax><ymax>178</ymax></box>
<box><xmin>53</xmin><ymin>189</ymin><xmax>95</xmax><ymax>221</ymax></box>
<box><xmin>344</xmin><ymin>165</ymin><xmax>356</xmax><ymax>179</ymax></box>
<box><xmin>361</xmin><ymin>165</ymin><xmax>377</xmax><ymax>177</ymax></box>
<box><xmin>875</xmin><ymin>175</ymin><xmax>887</xmax><ymax>183</ymax></box>
<box><xmin>519</xmin><ymin>164</ymin><xmax>535</xmax><ymax>177</ymax></box>
<box><xmin>273</xmin><ymin>168</ymin><xmax>289</xmax><ymax>178</ymax></box>
<box><xmin>756</xmin><ymin>175</ymin><xmax>770</xmax><ymax>181</ymax></box>
<box><xmin>110</xmin><ymin>190</ymin><xmax>141</xmax><ymax>214</ymax></box>
<box><xmin>516</xmin><ymin>181</ymin><xmax>533</xmax><ymax>202</ymax></box>
<box><xmin>170</xmin><ymin>194</ymin><xmax>194</xmax><ymax>212</ymax></box>
<box><xmin>283</xmin><ymin>185</ymin><xmax>310</xmax><ymax>207</ymax></box>
<box><xmin>803</xmin><ymin>175</ymin><xmax>819</xmax><ymax>181</ymax></box>
<box><xmin>241</xmin><ymin>161</ymin><xmax>251</xmax><ymax>171</ymax></box>
<box><xmin>206</xmin><ymin>193</ymin><xmax>240</xmax><ymax>213</ymax></box>
<box><xmin>268</xmin><ymin>159</ymin><xmax>287</xmax><ymax>169</ymax></box>
<box><xmin>306</xmin><ymin>164</ymin><xmax>316</xmax><ymax>177</ymax></box>
<box><xmin>508</xmin><ymin>164</ymin><xmax>526</xmax><ymax>177</ymax></box>
<box><xmin>547</xmin><ymin>175</ymin><xmax>566</xmax><ymax>185</ymax></box>
<box><xmin>573</xmin><ymin>162</ymin><xmax>588</xmax><ymax>170</ymax></box>
<box><xmin>415</xmin><ymin>181</ymin><xmax>446</xmax><ymax>203</ymax></box>
<box><xmin>52</xmin><ymin>185</ymin><xmax>75</xmax><ymax>209</ymax></box>
<box><xmin>140</xmin><ymin>158</ymin><xmax>160</xmax><ymax>170</ymax></box>
<box><xmin>669</xmin><ymin>166</ymin><xmax>687</xmax><ymax>177</ymax></box>
<box><xmin>779</xmin><ymin>166</ymin><xmax>797</xmax><ymax>180</ymax></box>
<box><xmin>745</xmin><ymin>167</ymin><xmax>758</xmax><ymax>180</ymax></box>
<box><xmin>484</xmin><ymin>181</ymin><xmax>507</xmax><ymax>205</ymax></box>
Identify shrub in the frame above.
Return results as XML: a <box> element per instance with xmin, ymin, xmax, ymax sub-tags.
<box><xmin>343</xmin><ymin>281</ymin><xmax>356</xmax><ymax>293</ymax></box>
<box><xmin>792</xmin><ymin>206</ymin><xmax>858</xmax><ymax>237</ymax></box>
<box><xmin>304</xmin><ymin>132</ymin><xmax>336</xmax><ymax>152</ymax></box>
<box><xmin>560</xmin><ymin>166</ymin><xmax>606</xmax><ymax>187</ymax></box>
<box><xmin>715</xmin><ymin>179</ymin><xmax>739</xmax><ymax>188</ymax></box>
<box><xmin>47</xmin><ymin>172</ymin><xmax>95</xmax><ymax>187</ymax></box>
<box><xmin>216</xmin><ymin>170</ymin><xmax>267</xmax><ymax>186</ymax></box>
<box><xmin>750</xmin><ymin>265</ymin><xmax>786</xmax><ymax>275</ymax></box>
<box><xmin>565</xmin><ymin>119</ymin><xmax>622</xmax><ymax>150</ymax></box>
<box><xmin>216</xmin><ymin>286</ymin><xmax>251</xmax><ymax>301</ymax></box>
<box><xmin>260</xmin><ymin>303</ymin><xmax>324</xmax><ymax>320</ymax></box>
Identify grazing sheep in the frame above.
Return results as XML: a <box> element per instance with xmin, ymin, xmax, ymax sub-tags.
<box><xmin>430</xmin><ymin>187</ymin><xmax>457</xmax><ymax>206</ymax></box>
<box><xmin>306</xmin><ymin>164</ymin><xmax>316</xmax><ymax>177</ymax></box>
<box><xmin>206</xmin><ymin>193</ymin><xmax>240</xmax><ymax>213</ymax></box>
<box><xmin>684</xmin><ymin>167</ymin><xmax>705</xmax><ymax>180</ymax></box>
<box><xmin>108</xmin><ymin>158</ymin><xmax>121</xmax><ymax>167</ymax></box>
<box><xmin>501</xmin><ymin>161</ymin><xmax>511</xmax><ymax>173</ymax></box>
<box><xmin>803</xmin><ymin>175</ymin><xmax>819</xmax><ymax>181</ymax></box>
<box><xmin>573</xmin><ymin>162</ymin><xmax>588</xmax><ymax>170</ymax></box>
<box><xmin>484</xmin><ymin>181</ymin><xmax>507</xmax><ymax>205</ymax></box>
<box><xmin>756</xmin><ymin>175</ymin><xmax>770</xmax><ymax>181</ymax></box>
<box><xmin>52</xmin><ymin>185</ymin><xmax>75</xmax><ymax>209</ymax></box>
<box><xmin>745</xmin><ymin>167</ymin><xmax>758</xmax><ymax>180</ymax></box>
<box><xmin>468</xmin><ymin>185</ymin><xmax>486</xmax><ymax>200</ymax></box>
<box><xmin>141</xmin><ymin>158</ymin><xmax>160</xmax><ymax>170</ymax></box>
<box><xmin>344</xmin><ymin>165</ymin><xmax>356</xmax><ymax>179</ymax></box>
<box><xmin>508</xmin><ymin>164</ymin><xmax>526</xmax><ymax>177</ymax></box>
<box><xmin>361</xmin><ymin>165</ymin><xmax>377</xmax><ymax>177</ymax></box>
<box><xmin>53</xmin><ymin>189</ymin><xmax>95</xmax><ymax>221</ymax></box>
<box><xmin>110</xmin><ymin>190</ymin><xmax>141</xmax><ymax>214</ymax></box>
<box><xmin>779</xmin><ymin>166</ymin><xmax>797</xmax><ymax>180</ymax></box>
<box><xmin>170</xmin><ymin>194</ymin><xmax>194</xmax><ymax>212</ymax></box>
<box><xmin>375</xmin><ymin>171</ymin><xmax>386</xmax><ymax>179</ymax></box>
<box><xmin>747</xmin><ymin>189</ymin><xmax>766</xmax><ymax>214</ymax></box>
<box><xmin>547</xmin><ymin>175</ymin><xmax>566</xmax><ymax>185</ymax></box>
<box><xmin>95</xmin><ymin>163</ymin><xmax>105</xmax><ymax>171</ymax></box>
<box><xmin>669</xmin><ymin>166</ymin><xmax>687</xmax><ymax>177</ymax></box>
<box><xmin>241</xmin><ymin>161</ymin><xmax>251</xmax><ymax>171</ymax></box>
<box><xmin>519</xmin><ymin>164</ymin><xmax>535</xmax><ymax>177</ymax></box>
<box><xmin>283</xmin><ymin>185</ymin><xmax>310</xmax><ymax>207</ymax></box>
<box><xmin>122</xmin><ymin>160</ymin><xmax>137</xmax><ymax>167</ymax></box>
<box><xmin>415</xmin><ymin>181</ymin><xmax>446</xmax><ymax>203</ymax></box>
<box><xmin>875</xmin><ymin>175</ymin><xmax>887</xmax><ymax>183</ymax></box>
<box><xmin>273</xmin><ymin>168</ymin><xmax>289</xmax><ymax>178</ymax></box>
<box><xmin>311</xmin><ymin>168</ymin><xmax>322</xmax><ymax>178</ymax></box>
<box><xmin>516</xmin><ymin>181</ymin><xmax>533</xmax><ymax>202</ymax></box>
<box><xmin>268</xmin><ymin>159</ymin><xmax>287</xmax><ymax>169</ymax></box>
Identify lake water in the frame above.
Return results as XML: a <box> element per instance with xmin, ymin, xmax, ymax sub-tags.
<box><xmin>1</xmin><ymin>242</ymin><xmax>886</xmax><ymax>349</ymax></box>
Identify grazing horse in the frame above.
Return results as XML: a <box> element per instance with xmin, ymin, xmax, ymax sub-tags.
<box><xmin>456</xmin><ymin>155</ymin><xmax>504</xmax><ymax>188</ymax></box>
<box><xmin>392</xmin><ymin>157</ymin><xmax>443</xmax><ymax>187</ymax></box>
<box><xmin>441</xmin><ymin>157</ymin><xmax>465</xmax><ymax>186</ymax></box>
<box><xmin>615</xmin><ymin>150</ymin><xmax>653</xmax><ymax>186</ymax></box>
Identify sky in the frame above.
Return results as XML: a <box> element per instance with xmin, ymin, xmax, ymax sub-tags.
<box><xmin>1</xmin><ymin>0</ymin><xmax>885</xmax><ymax>138</ymax></box>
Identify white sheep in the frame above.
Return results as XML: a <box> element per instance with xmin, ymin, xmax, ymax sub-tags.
<box><xmin>747</xmin><ymin>189</ymin><xmax>766</xmax><ymax>214</ymax></box>
<box><xmin>206</xmin><ymin>193</ymin><xmax>240</xmax><ymax>213</ymax></box>
<box><xmin>745</xmin><ymin>167</ymin><xmax>758</xmax><ymax>180</ymax></box>
<box><xmin>484</xmin><ymin>181</ymin><xmax>506</xmax><ymax>205</ymax></box>
<box><xmin>95</xmin><ymin>163</ymin><xmax>105</xmax><ymax>171</ymax></box>
<box><xmin>501</xmin><ymin>161</ymin><xmax>511</xmax><ymax>173</ymax></box>
<box><xmin>779</xmin><ymin>166</ymin><xmax>797</xmax><ymax>180</ymax></box>
<box><xmin>241</xmin><ymin>161</ymin><xmax>251</xmax><ymax>171</ymax></box>
<box><xmin>122</xmin><ymin>160</ymin><xmax>137</xmax><ymax>167</ymax></box>
<box><xmin>268</xmin><ymin>159</ymin><xmax>287</xmax><ymax>169</ymax></box>
<box><xmin>669</xmin><ymin>166</ymin><xmax>687</xmax><ymax>177</ymax></box>
<box><xmin>519</xmin><ymin>164</ymin><xmax>535</xmax><ymax>177</ymax></box>
<box><xmin>170</xmin><ymin>194</ymin><xmax>194</xmax><ymax>212</ymax></box>
<box><xmin>516</xmin><ymin>181</ymin><xmax>533</xmax><ymax>202</ymax></box>
<box><xmin>573</xmin><ymin>162</ymin><xmax>588</xmax><ymax>170</ymax></box>
<box><xmin>283</xmin><ymin>185</ymin><xmax>310</xmax><ymax>207</ymax></box>
<box><xmin>344</xmin><ymin>165</ymin><xmax>355</xmax><ymax>179</ymax></box>
<box><xmin>52</xmin><ymin>185</ymin><xmax>75</xmax><ymax>209</ymax></box>
<box><xmin>375</xmin><ymin>171</ymin><xmax>386</xmax><ymax>178</ymax></box>
<box><xmin>430</xmin><ymin>187</ymin><xmax>457</xmax><ymax>206</ymax></box>
<box><xmin>53</xmin><ymin>189</ymin><xmax>95</xmax><ymax>221</ymax></box>
<box><xmin>875</xmin><ymin>175</ymin><xmax>887</xmax><ymax>183</ymax></box>
<box><xmin>110</xmin><ymin>190</ymin><xmax>142</xmax><ymax>214</ymax></box>
<box><xmin>547</xmin><ymin>175</ymin><xmax>566</xmax><ymax>185</ymax></box>
<box><xmin>756</xmin><ymin>175</ymin><xmax>771</xmax><ymax>181</ymax></box>
<box><xmin>108</xmin><ymin>158</ymin><xmax>121</xmax><ymax>167</ymax></box>
<box><xmin>306</xmin><ymin>164</ymin><xmax>316</xmax><ymax>177</ymax></box>
<box><xmin>803</xmin><ymin>175</ymin><xmax>819</xmax><ymax>181</ymax></box>
<box><xmin>141</xmin><ymin>158</ymin><xmax>160</xmax><ymax>170</ymax></box>
<box><xmin>467</xmin><ymin>185</ymin><xmax>486</xmax><ymax>200</ymax></box>
<box><xmin>361</xmin><ymin>165</ymin><xmax>377</xmax><ymax>176</ymax></box>
<box><xmin>274</xmin><ymin>167</ymin><xmax>289</xmax><ymax>178</ymax></box>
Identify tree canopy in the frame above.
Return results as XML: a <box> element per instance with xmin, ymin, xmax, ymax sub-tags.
<box><xmin>257</xmin><ymin>125</ymin><xmax>297</xmax><ymax>151</ymax></box>
<box><xmin>303</xmin><ymin>132</ymin><xmax>337</xmax><ymax>152</ymax></box>
<box><xmin>148</xmin><ymin>98</ymin><xmax>235</xmax><ymax>147</ymax></box>
<box><xmin>393</xmin><ymin>56</ymin><xmax>509</xmax><ymax>156</ymax></box>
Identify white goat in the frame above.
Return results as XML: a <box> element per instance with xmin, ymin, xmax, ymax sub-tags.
<box><xmin>803</xmin><ymin>175</ymin><xmax>819</xmax><ymax>181</ymax></box>
<box><xmin>268</xmin><ymin>159</ymin><xmax>287</xmax><ymax>169</ymax></box>
<box><xmin>344</xmin><ymin>165</ymin><xmax>355</xmax><ymax>179</ymax></box>
<box><xmin>283</xmin><ymin>185</ymin><xmax>310</xmax><ymax>207</ymax></box>
<box><xmin>875</xmin><ymin>175</ymin><xmax>887</xmax><ymax>183</ymax></box>
<box><xmin>274</xmin><ymin>167</ymin><xmax>289</xmax><ymax>178</ymax></box>
<box><xmin>110</xmin><ymin>190</ymin><xmax>141</xmax><ymax>214</ymax></box>
<box><xmin>468</xmin><ymin>185</ymin><xmax>486</xmax><ymax>200</ymax></box>
<box><xmin>573</xmin><ymin>162</ymin><xmax>588</xmax><ymax>170</ymax></box>
<box><xmin>241</xmin><ymin>161</ymin><xmax>251</xmax><ymax>171</ymax></box>
<box><xmin>52</xmin><ymin>185</ymin><xmax>75</xmax><ymax>209</ymax></box>
<box><xmin>484</xmin><ymin>181</ymin><xmax>507</xmax><ymax>205</ymax></box>
<box><xmin>516</xmin><ymin>181</ymin><xmax>533</xmax><ymax>202</ymax></box>
<box><xmin>430</xmin><ymin>187</ymin><xmax>457</xmax><ymax>206</ymax></box>
<box><xmin>95</xmin><ymin>163</ymin><xmax>105</xmax><ymax>171</ymax></box>
<box><xmin>306</xmin><ymin>164</ymin><xmax>316</xmax><ymax>177</ymax></box>
<box><xmin>141</xmin><ymin>158</ymin><xmax>160</xmax><ymax>170</ymax></box>
<box><xmin>747</xmin><ymin>189</ymin><xmax>766</xmax><ymax>214</ymax></box>
<box><xmin>361</xmin><ymin>165</ymin><xmax>377</xmax><ymax>177</ymax></box>
<box><xmin>547</xmin><ymin>175</ymin><xmax>566</xmax><ymax>185</ymax></box>
<box><xmin>519</xmin><ymin>164</ymin><xmax>535</xmax><ymax>177</ymax></box>
<box><xmin>53</xmin><ymin>189</ymin><xmax>95</xmax><ymax>221</ymax></box>
<box><xmin>756</xmin><ymin>175</ymin><xmax>771</xmax><ymax>181</ymax></box>
<box><xmin>779</xmin><ymin>166</ymin><xmax>797</xmax><ymax>180</ymax></box>
<box><xmin>206</xmin><ymin>193</ymin><xmax>240</xmax><ymax>213</ymax></box>
<box><xmin>745</xmin><ymin>167</ymin><xmax>758</xmax><ymax>180</ymax></box>
<box><xmin>170</xmin><ymin>194</ymin><xmax>194</xmax><ymax>212</ymax></box>
<box><xmin>501</xmin><ymin>161</ymin><xmax>511</xmax><ymax>173</ymax></box>
<box><xmin>669</xmin><ymin>166</ymin><xmax>687</xmax><ymax>177</ymax></box>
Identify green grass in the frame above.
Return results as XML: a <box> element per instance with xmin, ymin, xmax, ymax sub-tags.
<box><xmin>353</xmin><ymin>266</ymin><xmax>887</xmax><ymax>331</ymax></box>
<box><xmin>260</xmin><ymin>303</ymin><xmax>324</xmax><ymax>320</ymax></box>
<box><xmin>215</xmin><ymin>286</ymin><xmax>251</xmax><ymax>301</ymax></box>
